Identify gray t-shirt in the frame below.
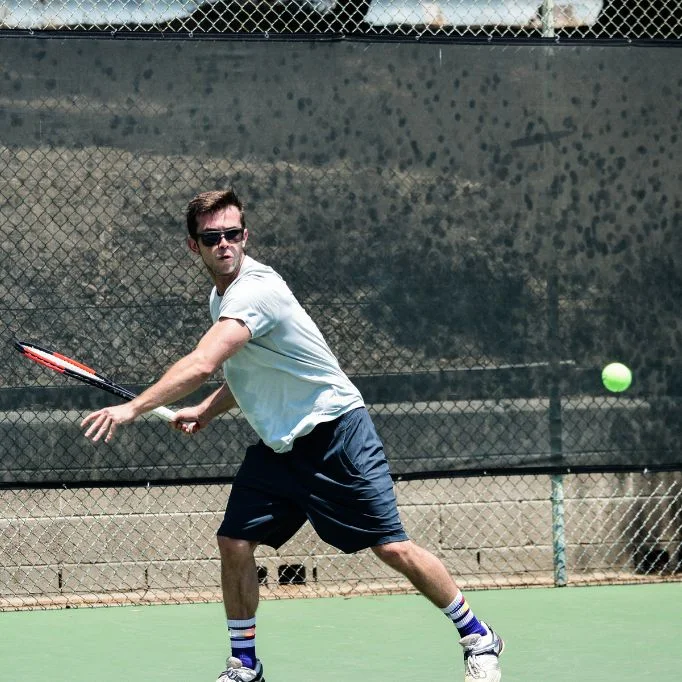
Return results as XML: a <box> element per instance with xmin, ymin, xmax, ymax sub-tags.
<box><xmin>209</xmin><ymin>255</ymin><xmax>364</xmax><ymax>452</ymax></box>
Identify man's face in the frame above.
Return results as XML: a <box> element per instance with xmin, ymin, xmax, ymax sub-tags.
<box><xmin>189</xmin><ymin>205</ymin><xmax>248</xmax><ymax>286</ymax></box>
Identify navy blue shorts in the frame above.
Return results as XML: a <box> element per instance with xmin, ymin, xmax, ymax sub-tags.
<box><xmin>217</xmin><ymin>407</ymin><xmax>408</xmax><ymax>554</ymax></box>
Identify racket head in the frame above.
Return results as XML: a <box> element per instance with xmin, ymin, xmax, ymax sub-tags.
<box><xmin>15</xmin><ymin>339</ymin><xmax>97</xmax><ymax>375</ymax></box>
<box><xmin>14</xmin><ymin>339</ymin><xmax>134</xmax><ymax>398</ymax></box>
<box><xmin>14</xmin><ymin>339</ymin><xmax>177</xmax><ymax>421</ymax></box>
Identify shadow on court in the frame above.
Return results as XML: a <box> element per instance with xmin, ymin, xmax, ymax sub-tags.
<box><xmin>0</xmin><ymin>583</ymin><xmax>680</xmax><ymax>681</ymax></box>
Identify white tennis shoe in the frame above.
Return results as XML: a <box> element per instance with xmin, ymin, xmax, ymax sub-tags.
<box><xmin>216</xmin><ymin>657</ymin><xmax>265</xmax><ymax>682</ymax></box>
<box><xmin>459</xmin><ymin>622</ymin><xmax>504</xmax><ymax>681</ymax></box>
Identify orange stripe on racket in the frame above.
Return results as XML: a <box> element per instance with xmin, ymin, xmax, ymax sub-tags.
<box><xmin>52</xmin><ymin>351</ymin><xmax>96</xmax><ymax>374</ymax></box>
<box><xmin>24</xmin><ymin>351</ymin><xmax>67</xmax><ymax>374</ymax></box>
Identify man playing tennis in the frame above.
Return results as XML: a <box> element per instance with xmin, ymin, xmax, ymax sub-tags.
<box><xmin>81</xmin><ymin>188</ymin><xmax>504</xmax><ymax>682</ymax></box>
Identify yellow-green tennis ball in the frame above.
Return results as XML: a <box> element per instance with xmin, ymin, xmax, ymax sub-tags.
<box><xmin>602</xmin><ymin>362</ymin><xmax>632</xmax><ymax>392</ymax></box>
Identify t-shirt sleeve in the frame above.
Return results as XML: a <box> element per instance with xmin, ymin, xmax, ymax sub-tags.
<box><xmin>217</xmin><ymin>278</ymin><xmax>287</xmax><ymax>338</ymax></box>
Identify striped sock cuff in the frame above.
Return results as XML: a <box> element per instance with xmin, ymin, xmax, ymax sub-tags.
<box><xmin>442</xmin><ymin>592</ymin><xmax>475</xmax><ymax>627</ymax></box>
<box><xmin>442</xmin><ymin>591</ymin><xmax>486</xmax><ymax>637</ymax></box>
<box><xmin>442</xmin><ymin>591</ymin><xmax>468</xmax><ymax>619</ymax></box>
<box><xmin>229</xmin><ymin>617</ymin><xmax>256</xmax><ymax>646</ymax></box>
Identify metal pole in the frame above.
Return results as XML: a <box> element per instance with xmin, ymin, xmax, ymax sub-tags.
<box><xmin>551</xmin><ymin>473</ymin><xmax>567</xmax><ymax>585</ymax></box>
<box><xmin>548</xmin><ymin>271</ymin><xmax>567</xmax><ymax>586</ymax></box>
<box><xmin>541</xmin><ymin>0</ymin><xmax>556</xmax><ymax>38</ymax></box>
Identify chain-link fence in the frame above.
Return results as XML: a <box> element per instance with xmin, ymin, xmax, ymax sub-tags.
<box><xmin>1</xmin><ymin>0</ymin><xmax>681</xmax><ymax>39</ymax></box>
<box><xmin>2</xmin><ymin>472</ymin><xmax>681</xmax><ymax>609</ymax></box>
<box><xmin>1</xmin><ymin>6</ymin><xmax>681</xmax><ymax>609</ymax></box>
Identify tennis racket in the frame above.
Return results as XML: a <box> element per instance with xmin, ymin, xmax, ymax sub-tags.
<box><xmin>14</xmin><ymin>339</ymin><xmax>177</xmax><ymax>421</ymax></box>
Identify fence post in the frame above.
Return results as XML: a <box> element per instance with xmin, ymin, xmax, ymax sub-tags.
<box><xmin>551</xmin><ymin>473</ymin><xmax>567</xmax><ymax>585</ymax></box>
<box><xmin>548</xmin><ymin>271</ymin><xmax>567</xmax><ymax>586</ymax></box>
<box><xmin>541</xmin><ymin>0</ymin><xmax>556</xmax><ymax>38</ymax></box>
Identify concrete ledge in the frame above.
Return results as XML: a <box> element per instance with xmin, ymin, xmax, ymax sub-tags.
<box><xmin>1</xmin><ymin>471</ymin><xmax>681</xmax><ymax>607</ymax></box>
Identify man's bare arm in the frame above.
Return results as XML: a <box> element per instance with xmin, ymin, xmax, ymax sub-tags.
<box><xmin>128</xmin><ymin>318</ymin><xmax>249</xmax><ymax>415</ymax></box>
<box><xmin>169</xmin><ymin>382</ymin><xmax>238</xmax><ymax>434</ymax></box>
<box><xmin>199</xmin><ymin>382</ymin><xmax>238</xmax><ymax>418</ymax></box>
<box><xmin>81</xmin><ymin>317</ymin><xmax>249</xmax><ymax>442</ymax></box>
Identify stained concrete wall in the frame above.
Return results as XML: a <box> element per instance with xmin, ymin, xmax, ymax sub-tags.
<box><xmin>2</xmin><ymin>469</ymin><xmax>680</xmax><ymax>606</ymax></box>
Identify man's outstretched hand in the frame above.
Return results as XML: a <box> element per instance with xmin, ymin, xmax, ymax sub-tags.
<box><xmin>80</xmin><ymin>403</ymin><xmax>138</xmax><ymax>443</ymax></box>
<box><xmin>81</xmin><ymin>403</ymin><xmax>203</xmax><ymax>443</ymax></box>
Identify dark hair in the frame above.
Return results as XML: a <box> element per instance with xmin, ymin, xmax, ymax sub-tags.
<box><xmin>186</xmin><ymin>188</ymin><xmax>245</xmax><ymax>239</ymax></box>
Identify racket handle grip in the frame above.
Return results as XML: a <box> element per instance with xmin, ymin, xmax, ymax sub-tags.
<box><xmin>151</xmin><ymin>406</ymin><xmax>178</xmax><ymax>422</ymax></box>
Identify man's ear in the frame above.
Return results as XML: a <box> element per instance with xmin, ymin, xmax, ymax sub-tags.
<box><xmin>187</xmin><ymin>236</ymin><xmax>200</xmax><ymax>254</ymax></box>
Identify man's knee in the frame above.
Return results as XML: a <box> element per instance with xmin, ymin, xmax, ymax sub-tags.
<box><xmin>372</xmin><ymin>539</ymin><xmax>415</xmax><ymax>568</ymax></box>
<box><xmin>217</xmin><ymin>535</ymin><xmax>257</xmax><ymax>564</ymax></box>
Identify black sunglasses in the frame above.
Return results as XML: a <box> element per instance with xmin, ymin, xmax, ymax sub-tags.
<box><xmin>196</xmin><ymin>228</ymin><xmax>245</xmax><ymax>247</ymax></box>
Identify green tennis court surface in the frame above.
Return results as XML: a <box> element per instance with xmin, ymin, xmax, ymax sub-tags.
<box><xmin>1</xmin><ymin>583</ymin><xmax>679</xmax><ymax>681</ymax></box>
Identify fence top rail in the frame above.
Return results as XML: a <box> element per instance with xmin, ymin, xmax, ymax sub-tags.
<box><xmin>1</xmin><ymin>0</ymin><xmax>681</xmax><ymax>41</ymax></box>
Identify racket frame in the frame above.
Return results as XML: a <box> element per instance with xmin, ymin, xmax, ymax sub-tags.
<box><xmin>14</xmin><ymin>340</ymin><xmax>177</xmax><ymax>421</ymax></box>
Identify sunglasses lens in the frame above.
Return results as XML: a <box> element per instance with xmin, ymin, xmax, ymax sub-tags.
<box><xmin>224</xmin><ymin>229</ymin><xmax>243</xmax><ymax>243</ymax></box>
<box><xmin>200</xmin><ymin>233</ymin><xmax>221</xmax><ymax>246</ymax></box>
<box><xmin>199</xmin><ymin>229</ymin><xmax>243</xmax><ymax>246</ymax></box>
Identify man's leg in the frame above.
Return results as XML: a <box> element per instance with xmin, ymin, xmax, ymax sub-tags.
<box><xmin>372</xmin><ymin>540</ymin><xmax>504</xmax><ymax>681</ymax></box>
<box><xmin>372</xmin><ymin>539</ymin><xmax>457</xmax><ymax>608</ymax></box>
<box><xmin>216</xmin><ymin>536</ymin><xmax>264</xmax><ymax>682</ymax></box>
<box><xmin>218</xmin><ymin>536</ymin><xmax>260</xmax><ymax>619</ymax></box>
<box><xmin>214</xmin><ymin>439</ymin><xmax>306</xmax><ymax>682</ymax></box>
